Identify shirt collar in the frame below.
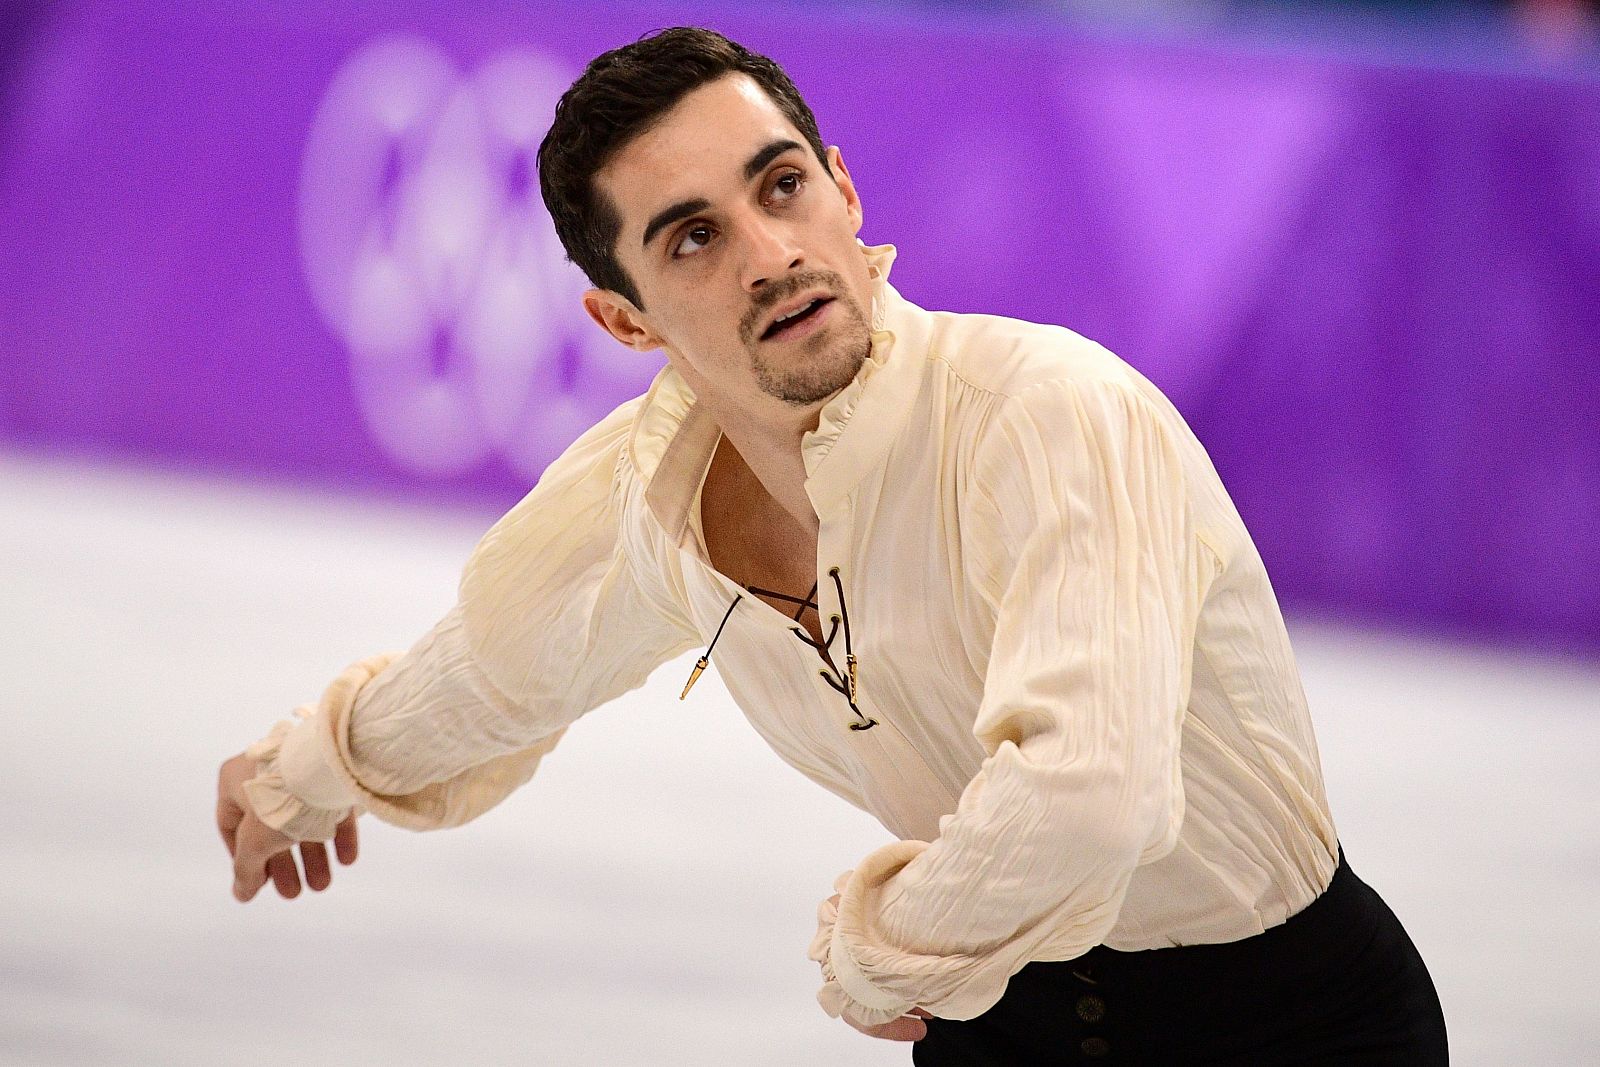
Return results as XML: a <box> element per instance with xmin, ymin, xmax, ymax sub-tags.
<box><xmin>632</xmin><ymin>239</ymin><xmax>931</xmax><ymax>545</ymax></box>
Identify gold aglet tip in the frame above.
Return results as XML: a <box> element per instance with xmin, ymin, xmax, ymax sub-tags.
<box><xmin>846</xmin><ymin>653</ymin><xmax>859</xmax><ymax>700</ymax></box>
<box><xmin>680</xmin><ymin>657</ymin><xmax>708</xmax><ymax>700</ymax></box>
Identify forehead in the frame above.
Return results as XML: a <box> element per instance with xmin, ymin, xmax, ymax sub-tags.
<box><xmin>598</xmin><ymin>73</ymin><xmax>806</xmax><ymax>239</ymax></box>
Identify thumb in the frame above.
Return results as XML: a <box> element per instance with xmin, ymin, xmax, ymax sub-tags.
<box><xmin>232</xmin><ymin>816</ymin><xmax>282</xmax><ymax>902</ymax></box>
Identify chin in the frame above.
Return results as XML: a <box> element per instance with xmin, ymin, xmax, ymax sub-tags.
<box><xmin>755</xmin><ymin>334</ymin><xmax>870</xmax><ymax>407</ymax></box>
<box><xmin>752</xmin><ymin>296</ymin><xmax>872</xmax><ymax>406</ymax></box>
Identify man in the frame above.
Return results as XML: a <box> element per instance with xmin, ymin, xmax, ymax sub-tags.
<box><xmin>217</xmin><ymin>27</ymin><xmax>1448</xmax><ymax>1063</ymax></box>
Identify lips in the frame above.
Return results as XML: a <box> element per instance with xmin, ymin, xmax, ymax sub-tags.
<box><xmin>760</xmin><ymin>295</ymin><xmax>833</xmax><ymax>340</ymax></box>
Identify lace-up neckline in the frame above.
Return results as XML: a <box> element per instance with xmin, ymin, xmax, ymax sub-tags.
<box><xmin>679</xmin><ymin>567</ymin><xmax>876</xmax><ymax>731</ymax></box>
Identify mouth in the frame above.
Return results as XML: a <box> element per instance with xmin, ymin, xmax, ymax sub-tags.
<box><xmin>759</xmin><ymin>296</ymin><xmax>835</xmax><ymax>342</ymax></box>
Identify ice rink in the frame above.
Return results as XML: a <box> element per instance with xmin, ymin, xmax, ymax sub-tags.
<box><xmin>3</xmin><ymin>450</ymin><xmax>1596</xmax><ymax>1066</ymax></box>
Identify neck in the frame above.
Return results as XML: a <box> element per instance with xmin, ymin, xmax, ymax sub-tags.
<box><xmin>682</xmin><ymin>372</ymin><xmax>831</xmax><ymax>537</ymax></box>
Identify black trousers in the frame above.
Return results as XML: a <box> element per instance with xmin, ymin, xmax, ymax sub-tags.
<box><xmin>911</xmin><ymin>846</ymin><xmax>1447</xmax><ymax>1066</ymax></box>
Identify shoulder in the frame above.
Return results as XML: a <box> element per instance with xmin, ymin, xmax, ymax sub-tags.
<box><xmin>904</xmin><ymin>304</ymin><xmax>1206</xmax><ymax>488</ymax></box>
<box><xmin>462</xmin><ymin>391</ymin><xmax>648</xmax><ymax>597</ymax></box>
<box><xmin>914</xmin><ymin>307</ymin><xmax>1186</xmax><ymax>466</ymax></box>
<box><xmin>923</xmin><ymin>308</ymin><xmax>1143</xmax><ymax>402</ymax></box>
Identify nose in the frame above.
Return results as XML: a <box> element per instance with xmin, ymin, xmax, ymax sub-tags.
<box><xmin>738</xmin><ymin>211</ymin><xmax>803</xmax><ymax>293</ymax></box>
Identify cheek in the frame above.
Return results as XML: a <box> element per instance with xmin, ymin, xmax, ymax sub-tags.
<box><xmin>657</xmin><ymin>295</ymin><xmax>741</xmax><ymax>350</ymax></box>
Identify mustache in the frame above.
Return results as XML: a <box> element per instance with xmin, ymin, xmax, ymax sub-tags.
<box><xmin>741</xmin><ymin>270</ymin><xmax>847</xmax><ymax>343</ymax></box>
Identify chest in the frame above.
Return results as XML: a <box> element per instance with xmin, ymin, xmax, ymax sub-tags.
<box><xmin>681</xmin><ymin>465</ymin><xmax>988</xmax><ymax>841</ymax></box>
<box><xmin>698</xmin><ymin>444</ymin><xmax>833</xmax><ymax>655</ymax></box>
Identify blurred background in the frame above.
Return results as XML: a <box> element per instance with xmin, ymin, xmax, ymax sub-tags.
<box><xmin>2</xmin><ymin>0</ymin><xmax>1597</xmax><ymax>1064</ymax></box>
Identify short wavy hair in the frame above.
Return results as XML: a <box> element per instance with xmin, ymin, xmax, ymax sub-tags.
<box><xmin>538</xmin><ymin>27</ymin><xmax>830</xmax><ymax>310</ymax></box>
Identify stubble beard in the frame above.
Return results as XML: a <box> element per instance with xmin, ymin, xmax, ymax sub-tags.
<box><xmin>748</xmin><ymin>286</ymin><xmax>872</xmax><ymax>408</ymax></box>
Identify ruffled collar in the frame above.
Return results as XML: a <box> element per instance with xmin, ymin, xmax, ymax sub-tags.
<box><xmin>632</xmin><ymin>240</ymin><xmax>931</xmax><ymax>544</ymax></box>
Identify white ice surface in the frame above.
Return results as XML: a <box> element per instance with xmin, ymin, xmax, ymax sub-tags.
<box><xmin>1</xmin><ymin>450</ymin><xmax>1596</xmax><ymax>1066</ymax></box>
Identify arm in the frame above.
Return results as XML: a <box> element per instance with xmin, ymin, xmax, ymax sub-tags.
<box><xmin>222</xmin><ymin>395</ymin><xmax>699</xmax><ymax>895</ymax></box>
<box><xmin>810</xmin><ymin>376</ymin><xmax>1207</xmax><ymax>1025</ymax></box>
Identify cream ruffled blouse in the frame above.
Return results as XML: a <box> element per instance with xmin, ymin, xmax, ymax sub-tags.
<box><xmin>245</xmin><ymin>241</ymin><xmax>1339</xmax><ymax>1027</ymax></box>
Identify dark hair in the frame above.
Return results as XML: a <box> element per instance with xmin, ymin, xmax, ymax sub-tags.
<box><xmin>537</xmin><ymin>26</ymin><xmax>830</xmax><ymax>310</ymax></box>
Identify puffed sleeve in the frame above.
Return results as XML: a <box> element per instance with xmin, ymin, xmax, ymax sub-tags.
<box><xmin>812</xmin><ymin>376</ymin><xmax>1205</xmax><ymax>1025</ymax></box>
<box><xmin>241</xmin><ymin>395</ymin><xmax>701</xmax><ymax>841</ymax></box>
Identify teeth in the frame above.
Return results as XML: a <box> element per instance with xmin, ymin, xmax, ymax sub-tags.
<box><xmin>774</xmin><ymin>300</ymin><xmax>816</xmax><ymax>326</ymax></box>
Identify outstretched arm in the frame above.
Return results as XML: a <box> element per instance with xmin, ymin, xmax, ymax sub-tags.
<box><xmin>216</xmin><ymin>392</ymin><xmax>698</xmax><ymax>901</ymax></box>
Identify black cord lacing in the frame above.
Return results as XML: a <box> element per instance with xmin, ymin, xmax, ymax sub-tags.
<box><xmin>829</xmin><ymin>567</ymin><xmax>859</xmax><ymax>704</ymax></box>
<box><xmin>777</xmin><ymin>566</ymin><xmax>873</xmax><ymax>730</ymax></box>
<box><xmin>679</xmin><ymin>594</ymin><xmax>741</xmax><ymax>700</ymax></box>
<box><xmin>679</xmin><ymin>569</ymin><xmax>876</xmax><ymax>731</ymax></box>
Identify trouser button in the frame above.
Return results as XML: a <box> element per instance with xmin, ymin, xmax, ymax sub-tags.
<box><xmin>1075</xmin><ymin>994</ymin><xmax>1106</xmax><ymax>1024</ymax></box>
<box><xmin>1080</xmin><ymin>1036</ymin><xmax>1111</xmax><ymax>1058</ymax></box>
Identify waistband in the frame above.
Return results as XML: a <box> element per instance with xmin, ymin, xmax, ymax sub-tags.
<box><xmin>1085</xmin><ymin>843</ymin><xmax>1370</xmax><ymax>975</ymax></box>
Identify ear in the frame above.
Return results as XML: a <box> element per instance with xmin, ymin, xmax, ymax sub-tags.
<box><xmin>582</xmin><ymin>289</ymin><xmax>662</xmax><ymax>352</ymax></box>
<box><xmin>826</xmin><ymin>145</ymin><xmax>863</xmax><ymax>237</ymax></box>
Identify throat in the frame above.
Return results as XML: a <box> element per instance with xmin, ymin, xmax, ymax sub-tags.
<box><xmin>699</xmin><ymin>424</ymin><xmax>818</xmax><ymax>540</ymax></box>
<box><xmin>699</xmin><ymin>436</ymin><xmax>824</xmax><ymax>643</ymax></box>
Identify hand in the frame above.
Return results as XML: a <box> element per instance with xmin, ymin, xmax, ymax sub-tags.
<box><xmin>843</xmin><ymin>1006</ymin><xmax>933</xmax><ymax>1042</ymax></box>
<box><xmin>825</xmin><ymin>893</ymin><xmax>934</xmax><ymax>1042</ymax></box>
<box><xmin>216</xmin><ymin>751</ymin><xmax>359</xmax><ymax>902</ymax></box>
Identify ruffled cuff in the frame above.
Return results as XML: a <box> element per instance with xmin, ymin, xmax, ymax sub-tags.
<box><xmin>242</xmin><ymin>709</ymin><xmax>355</xmax><ymax>842</ymax></box>
<box><xmin>807</xmin><ymin>865</ymin><xmax>919</xmax><ymax>1029</ymax></box>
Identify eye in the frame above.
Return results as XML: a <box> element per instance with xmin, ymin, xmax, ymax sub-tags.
<box><xmin>672</xmin><ymin>223</ymin><xmax>716</xmax><ymax>259</ymax></box>
<box><xmin>769</xmin><ymin>170</ymin><xmax>804</xmax><ymax>202</ymax></box>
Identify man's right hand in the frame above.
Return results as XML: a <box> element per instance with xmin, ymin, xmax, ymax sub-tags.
<box><xmin>216</xmin><ymin>751</ymin><xmax>359</xmax><ymax>902</ymax></box>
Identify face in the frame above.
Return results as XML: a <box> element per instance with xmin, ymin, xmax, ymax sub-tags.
<box><xmin>584</xmin><ymin>74</ymin><xmax>875</xmax><ymax>413</ymax></box>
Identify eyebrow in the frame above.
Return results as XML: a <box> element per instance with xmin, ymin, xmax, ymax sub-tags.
<box><xmin>743</xmin><ymin>138</ymin><xmax>803</xmax><ymax>181</ymax></box>
<box><xmin>639</xmin><ymin>138</ymin><xmax>807</xmax><ymax>250</ymax></box>
<box><xmin>641</xmin><ymin>197</ymin><xmax>711</xmax><ymax>251</ymax></box>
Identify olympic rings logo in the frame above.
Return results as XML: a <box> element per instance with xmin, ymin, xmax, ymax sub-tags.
<box><xmin>297</xmin><ymin>36</ymin><xmax>662</xmax><ymax>479</ymax></box>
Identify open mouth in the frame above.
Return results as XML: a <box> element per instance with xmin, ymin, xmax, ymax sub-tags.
<box><xmin>760</xmin><ymin>297</ymin><xmax>833</xmax><ymax>341</ymax></box>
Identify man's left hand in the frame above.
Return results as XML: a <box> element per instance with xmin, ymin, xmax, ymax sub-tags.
<box><xmin>843</xmin><ymin>1006</ymin><xmax>933</xmax><ymax>1042</ymax></box>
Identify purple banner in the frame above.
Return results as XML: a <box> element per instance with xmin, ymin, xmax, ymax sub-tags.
<box><xmin>2</xmin><ymin>0</ymin><xmax>1597</xmax><ymax>657</ymax></box>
